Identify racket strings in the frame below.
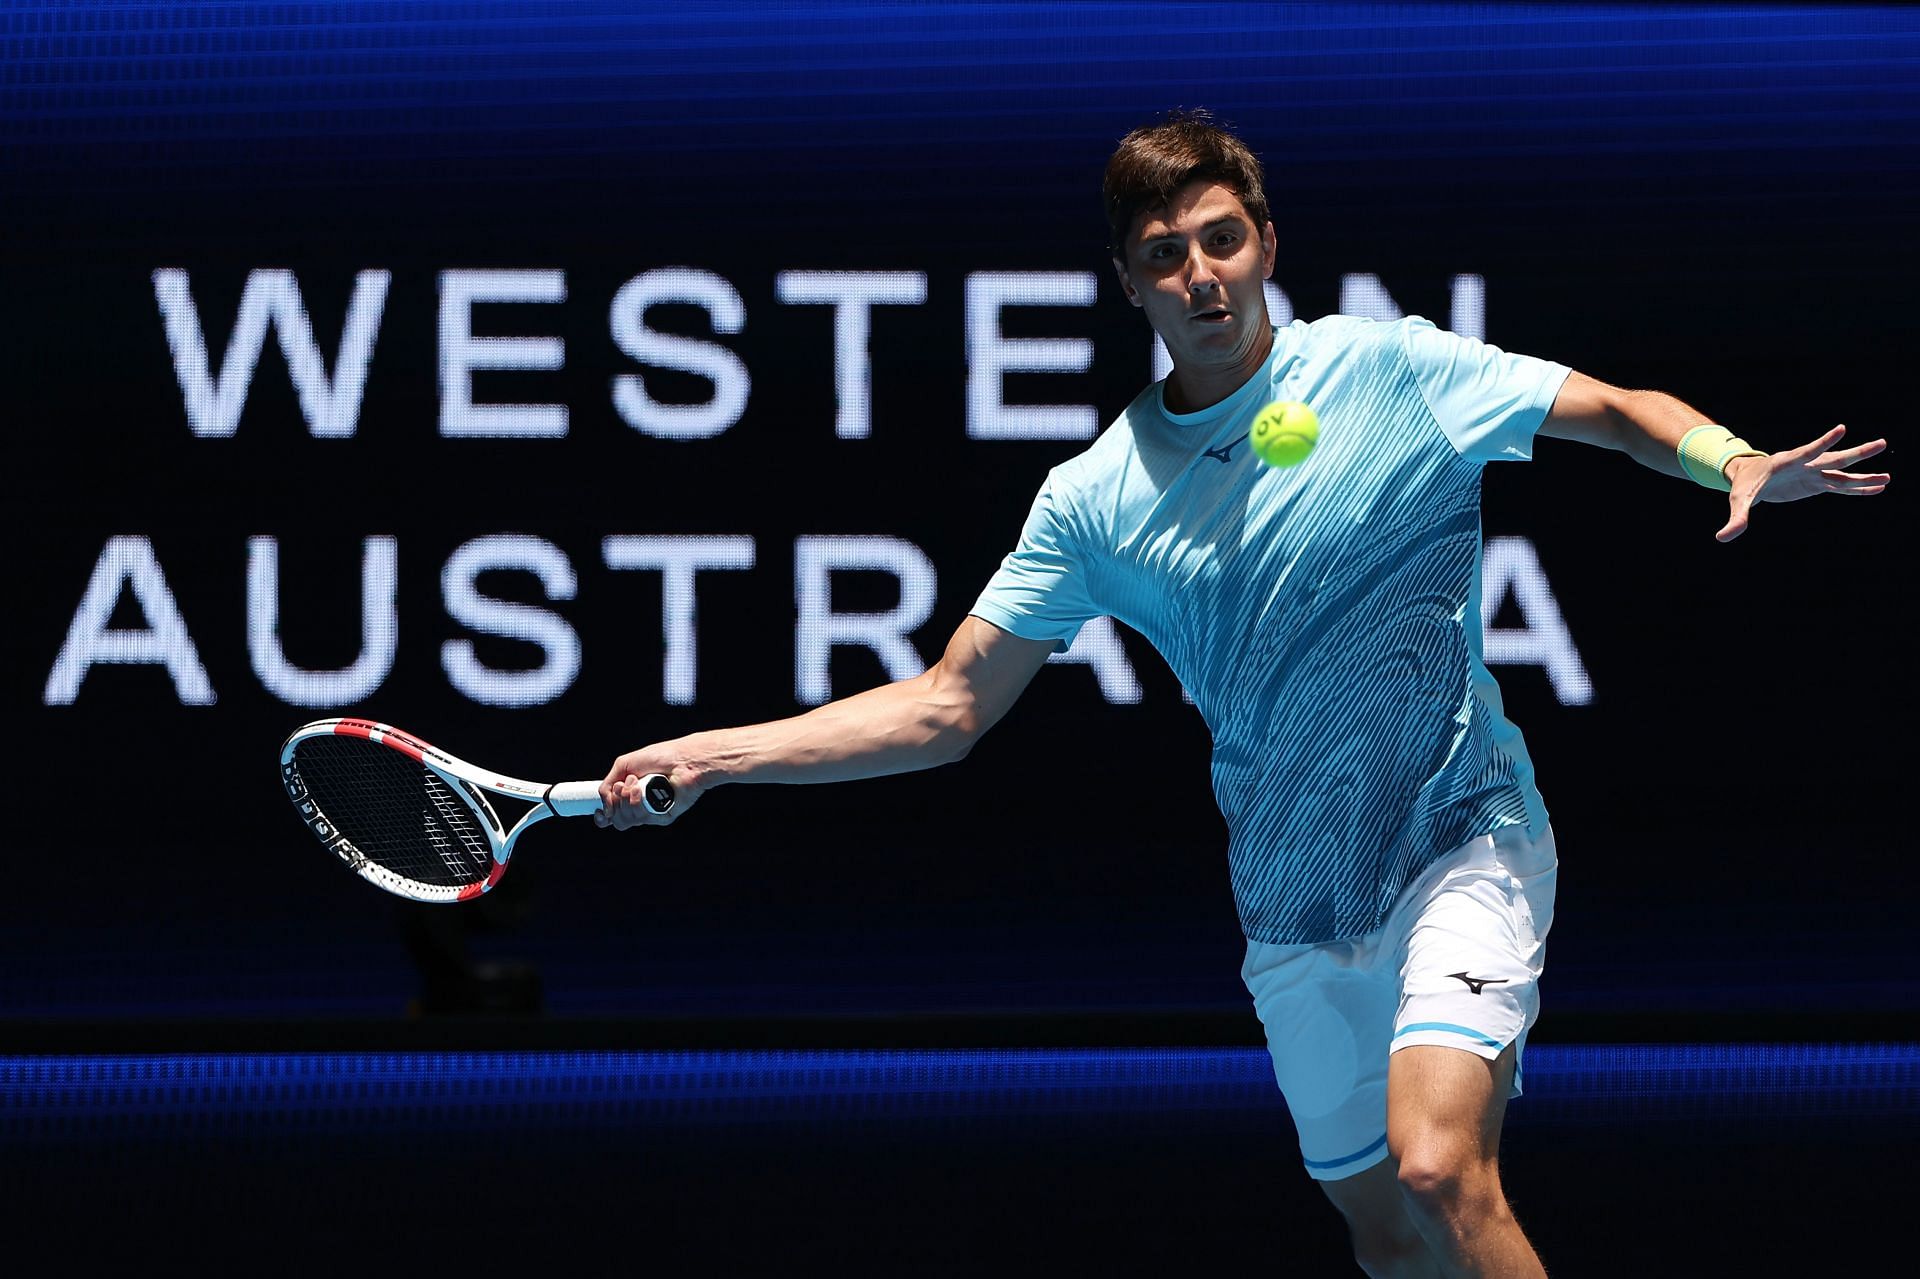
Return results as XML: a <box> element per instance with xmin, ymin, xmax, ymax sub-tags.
<box><xmin>291</xmin><ymin>736</ymin><xmax>495</xmax><ymax>887</ymax></box>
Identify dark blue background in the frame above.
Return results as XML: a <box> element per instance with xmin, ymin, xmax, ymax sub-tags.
<box><xmin>5</xmin><ymin>2</ymin><xmax>1913</xmax><ymax>1037</ymax></box>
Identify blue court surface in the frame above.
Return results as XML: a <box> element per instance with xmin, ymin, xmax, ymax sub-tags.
<box><xmin>6</xmin><ymin>1041</ymin><xmax>1912</xmax><ymax>1274</ymax></box>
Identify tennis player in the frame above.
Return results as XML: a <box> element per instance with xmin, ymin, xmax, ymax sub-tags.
<box><xmin>598</xmin><ymin>111</ymin><xmax>1889</xmax><ymax>1276</ymax></box>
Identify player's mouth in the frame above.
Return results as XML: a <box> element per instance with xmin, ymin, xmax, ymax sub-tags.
<box><xmin>1191</xmin><ymin>307</ymin><xmax>1233</xmax><ymax>324</ymax></box>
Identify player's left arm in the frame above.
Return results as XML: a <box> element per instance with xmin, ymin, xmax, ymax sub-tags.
<box><xmin>1538</xmin><ymin>371</ymin><xmax>1890</xmax><ymax>542</ymax></box>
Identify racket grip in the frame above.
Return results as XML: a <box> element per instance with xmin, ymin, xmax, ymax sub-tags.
<box><xmin>546</xmin><ymin>780</ymin><xmax>605</xmax><ymax>817</ymax></box>
<box><xmin>548</xmin><ymin>775</ymin><xmax>675</xmax><ymax>818</ymax></box>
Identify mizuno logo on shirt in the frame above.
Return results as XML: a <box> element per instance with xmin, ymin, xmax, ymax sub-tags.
<box><xmin>1202</xmin><ymin>436</ymin><xmax>1245</xmax><ymax>464</ymax></box>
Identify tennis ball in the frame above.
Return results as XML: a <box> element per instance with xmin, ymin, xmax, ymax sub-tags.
<box><xmin>1250</xmin><ymin>400</ymin><xmax>1319</xmax><ymax>468</ymax></box>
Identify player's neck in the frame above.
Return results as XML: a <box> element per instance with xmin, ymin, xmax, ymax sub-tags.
<box><xmin>1164</xmin><ymin>325</ymin><xmax>1275</xmax><ymax>415</ymax></box>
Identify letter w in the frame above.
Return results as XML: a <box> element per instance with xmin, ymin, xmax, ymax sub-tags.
<box><xmin>152</xmin><ymin>268</ymin><xmax>390</xmax><ymax>438</ymax></box>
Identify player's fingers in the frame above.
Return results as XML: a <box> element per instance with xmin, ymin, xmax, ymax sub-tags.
<box><xmin>613</xmin><ymin>776</ymin><xmax>648</xmax><ymax>829</ymax></box>
<box><xmin>1813</xmin><ymin>437</ymin><xmax>1886</xmax><ymax>468</ymax></box>
<box><xmin>1716</xmin><ymin>501</ymin><xmax>1750</xmax><ymax>542</ymax></box>
<box><xmin>599</xmin><ymin>776</ymin><xmax>638</xmax><ymax>830</ymax></box>
<box><xmin>1786</xmin><ymin>423</ymin><xmax>1847</xmax><ymax>463</ymax></box>
<box><xmin>598</xmin><ymin>773</ymin><xmax>641</xmax><ymax>824</ymax></box>
<box><xmin>599</xmin><ymin>760</ymin><xmax>632</xmax><ymax>800</ymax></box>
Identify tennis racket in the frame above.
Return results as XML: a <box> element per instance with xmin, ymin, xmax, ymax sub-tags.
<box><xmin>279</xmin><ymin>717</ymin><xmax>674</xmax><ymax>903</ymax></box>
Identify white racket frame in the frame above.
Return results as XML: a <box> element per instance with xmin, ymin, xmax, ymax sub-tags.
<box><xmin>280</xmin><ymin>717</ymin><xmax>666</xmax><ymax>903</ymax></box>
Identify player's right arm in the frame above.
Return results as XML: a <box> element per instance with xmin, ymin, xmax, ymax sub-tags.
<box><xmin>596</xmin><ymin>614</ymin><xmax>1056</xmax><ymax>830</ymax></box>
<box><xmin>1540</xmin><ymin>371</ymin><xmax>1890</xmax><ymax>542</ymax></box>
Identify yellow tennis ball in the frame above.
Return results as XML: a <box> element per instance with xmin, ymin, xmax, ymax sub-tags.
<box><xmin>1250</xmin><ymin>400</ymin><xmax>1319</xmax><ymax>468</ymax></box>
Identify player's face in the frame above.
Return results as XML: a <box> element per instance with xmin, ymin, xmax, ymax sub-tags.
<box><xmin>1113</xmin><ymin>181</ymin><xmax>1277</xmax><ymax>408</ymax></box>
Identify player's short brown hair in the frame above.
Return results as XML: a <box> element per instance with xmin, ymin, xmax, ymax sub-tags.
<box><xmin>1103</xmin><ymin>109</ymin><xmax>1270</xmax><ymax>254</ymax></box>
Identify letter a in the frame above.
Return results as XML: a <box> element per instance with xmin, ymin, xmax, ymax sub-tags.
<box><xmin>45</xmin><ymin>536</ymin><xmax>216</xmax><ymax>705</ymax></box>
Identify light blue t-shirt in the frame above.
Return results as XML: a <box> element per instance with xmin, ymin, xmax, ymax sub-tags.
<box><xmin>971</xmin><ymin>315</ymin><xmax>1571</xmax><ymax>945</ymax></box>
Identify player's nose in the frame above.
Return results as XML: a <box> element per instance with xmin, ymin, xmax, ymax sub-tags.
<box><xmin>1186</xmin><ymin>246</ymin><xmax>1219</xmax><ymax>292</ymax></box>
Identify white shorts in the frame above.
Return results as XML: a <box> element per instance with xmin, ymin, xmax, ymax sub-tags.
<box><xmin>1240</xmin><ymin>824</ymin><xmax>1558</xmax><ymax>1181</ymax></box>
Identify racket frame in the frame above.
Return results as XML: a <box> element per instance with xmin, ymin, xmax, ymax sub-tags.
<box><xmin>280</xmin><ymin>717</ymin><xmax>610</xmax><ymax>903</ymax></box>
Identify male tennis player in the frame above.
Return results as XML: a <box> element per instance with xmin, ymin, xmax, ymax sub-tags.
<box><xmin>598</xmin><ymin>111</ymin><xmax>1889</xmax><ymax>1276</ymax></box>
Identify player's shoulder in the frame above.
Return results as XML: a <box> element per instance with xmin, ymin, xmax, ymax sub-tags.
<box><xmin>1113</xmin><ymin>379</ymin><xmax>1168</xmax><ymax>438</ymax></box>
<box><xmin>1035</xmin><ymin>382</ymin><xmax>1163</xmax><ymax>512</ymax></box>
<box><xmin>1294</xmin><ymin>312</ymin><xmax>1443</xmax><ymax>359</ymax></box>
<box><xmin>1064</xmin><ymin>382</ymin><xmax>1163</xmax><ymax>469</ymax></box>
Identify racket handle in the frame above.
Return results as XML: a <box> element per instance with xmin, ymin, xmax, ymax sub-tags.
<box><xmin>547</xmin><ymin>780</ymin><xmax>604</xmax><ymax>817</ymax></box>
<box><xmin>546</xmin><ymin>775</ymin><xmax>675</xmax><ymax>818</ymax></box>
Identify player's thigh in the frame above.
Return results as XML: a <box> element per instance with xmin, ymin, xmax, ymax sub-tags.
<box><xmin>1390</xmin><ymin>826</ymin><xmax>1556</xmax><ymax>1089</ymax></box>
<box><xmin>1386</xmin><ymin>1042</ymin><xmax>1514</xmax><ymax>1168</ymax></box>
<box><xmin>1242</xmin><ymin>936</ymin><xmax>1400</xmax><ymax>1179</ymax></box>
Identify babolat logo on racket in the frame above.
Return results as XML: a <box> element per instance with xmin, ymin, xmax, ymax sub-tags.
<box><xmin>296</xmin><ymin>794</ymin><xmax>366</xmax><ymax>871</ymax></box>
<box><xmin>283</xmin><ymin>759</ymin><xmax>351</xmax><ymax>855</ymax></box>
<box><xmin>330</xmin><ymin>838</ymin><xmax>370</xmax><ymax>872</ymax></box>
<box><xmin>295</xmin><ymin>796</ymin><xmax>337</xmax><ymax>841</ymax></box>
<box><xmin>294</xmin><ymin>803</ymin><xmax>367</xmax><ymax>869</ymax></box>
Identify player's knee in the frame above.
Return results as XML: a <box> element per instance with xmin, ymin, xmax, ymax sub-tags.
<box><xmin>1393</xmin><ymin>1140</ymin><xmax>1483</xmax><ymax>1219</ymax></box>
<box><xmin>1390</xmin><ymin>1136</ymin><xmax>1505</xmax><ymax>1229</ymax></box>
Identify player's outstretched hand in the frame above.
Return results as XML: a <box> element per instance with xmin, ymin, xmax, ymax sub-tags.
<box><xmin>597</xmin><ymin>746</ymin><xmax>700</xmax><ymax>830</ymax></box>
<box><xmin>1717</xmin><ymin>425</ymin><xmax>1890</xmax><ymax>543</ymax></box>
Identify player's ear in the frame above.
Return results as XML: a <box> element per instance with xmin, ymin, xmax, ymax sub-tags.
<box><xmin>1260</xmin><ymin>221</ymin><xmax>1277</xmax><ymax>279</ymax></box>
<box><xmin>1112</xmin><ymin>255</ymin><xmax>1141</xmax><ymax>307</ymax></box>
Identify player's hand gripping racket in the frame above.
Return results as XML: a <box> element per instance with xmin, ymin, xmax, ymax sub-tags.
<box><xmin>280</xmin><ymin>718</ymin><xmax>674</xmax><ymax>902</ymax></box>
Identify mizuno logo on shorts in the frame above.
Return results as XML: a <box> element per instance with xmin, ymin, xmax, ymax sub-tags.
<box><xmin>1448</xmin><ymin>973</ymin><xmax>1508</xmax><ymax>995</ymax></box>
